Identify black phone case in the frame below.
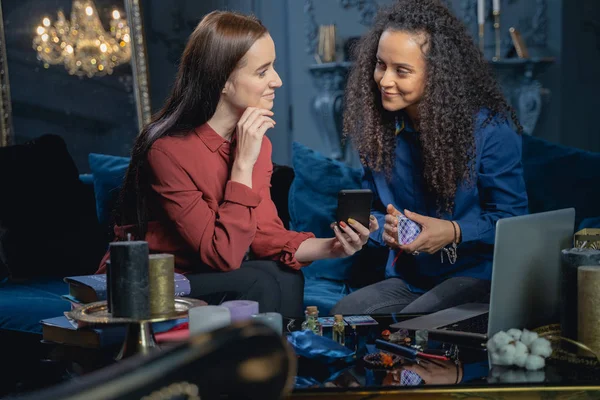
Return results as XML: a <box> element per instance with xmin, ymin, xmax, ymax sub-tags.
<box><xmin>336</xmin><ymin>189</ymin><xmax>373</xmax><ymax>228</ymax></box>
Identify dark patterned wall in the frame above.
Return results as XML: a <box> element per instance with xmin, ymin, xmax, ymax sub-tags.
<box><xmin>4</xmin><ymin>0</ymin><xmax>598</xmax><ymax>171</ymax></box>
<box><xmin>298</xmin><ymin>0</ymin><xmax>600</xmax><ymax>159</ymax></box>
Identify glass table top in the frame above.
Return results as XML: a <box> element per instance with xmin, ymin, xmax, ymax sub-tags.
<box><xmin>286</xmin><ymin>314</ymin><xmax>600</xmax><ymax>395</ymax></box>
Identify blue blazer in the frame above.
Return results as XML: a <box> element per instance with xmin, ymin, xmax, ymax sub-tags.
<box><xmin>365</xmin><ymin>111</ymin><xmax>529</xmax><ymax>291</ymax></box>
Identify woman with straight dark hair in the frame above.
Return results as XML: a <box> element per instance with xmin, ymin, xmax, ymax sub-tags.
<box><xmin>97</xmin><ymin>11</ymin><xmax>377</xmax><ymax>318</ymax></box>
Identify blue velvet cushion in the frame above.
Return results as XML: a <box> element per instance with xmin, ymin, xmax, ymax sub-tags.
<box><xmin>0</xmin><ymin>277</ymin><xmax>186</xmax><ymax>335</ymax></box>
<box><xmin>287</xmin><ymin>330</ymin><xmax>355</xmax><ymax>363</ymax></box>
<box><xmin>578</xmin><ymin>217</ymin><xmax>600</xmax><ymax>231</ymax></box>
<box><xmin>88</xmin><ymin>153</ymin><xmax>130</xmax><ymax>227</ymax></box>
<box><xmin>302</xmin><ymin>278</ymin><xmax>349</xmax><ymax>316</ymax></box>
<box><xmin>79</xmin><ymin>173</ymin><xmax>94</xmax><ymax>186</ymax></box>
<box><xmin>0</xmin><ymin>278</ymin><xmax>69</xmax><ymax>334</ymax></box>
<box><xmin>288</xmin><ymin>142</ymin><xmax>363</xmax><ymax>281</ymax></box>
<box><xmin>522</xmin><ymin>135</ymin><xmax>600</xmax><ymax>228</ymax></box>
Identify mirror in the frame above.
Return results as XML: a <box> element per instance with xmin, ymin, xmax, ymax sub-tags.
<box><xmin>0</xmin><ymin>0</ymin><xmax>150</xmax><ymax>172</ymax></box>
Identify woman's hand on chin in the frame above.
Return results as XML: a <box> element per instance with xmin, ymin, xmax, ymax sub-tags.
<box><xmin>233</xmin><ymin>107</ymin><xmax>276</xmax><ymax>170</ymax></box>
<box><xmin>230</xmin><ymin>107</ymin><xmax>275</xmax><ymax>188</ymax></box>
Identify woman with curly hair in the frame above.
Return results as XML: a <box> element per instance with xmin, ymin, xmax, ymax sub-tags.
<box><xmin>331</xmin><ymin>0</ymin><xmax>528</xmax><ymax>315</ymax></box>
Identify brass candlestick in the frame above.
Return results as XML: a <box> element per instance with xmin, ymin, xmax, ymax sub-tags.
<box><xmin>478</xmin><ymin>23</ymin><xmax>484</xmax><ymax>54</ymax></box>
<box><xmin>67</xmin><ymin>297</ymin><xmax>207</xmax><ymax>359</ymax></box>
<box><xmin>493</xmin><ymin>10</ymin><xmax>501</xmax><ymax>60</ymax></box>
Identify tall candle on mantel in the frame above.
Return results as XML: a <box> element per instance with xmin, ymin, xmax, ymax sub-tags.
<box><xmin>493</xmin><ymin>0</ymin><xmax>500</xmax><ymax>13</ymax></box>
<box><xmin>477</xmin><ymin>0</ymin><xmax>485</xmax><ymax>24</ymax></box>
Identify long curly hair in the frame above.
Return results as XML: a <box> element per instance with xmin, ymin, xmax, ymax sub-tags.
<box><xmin>343</xmin><ymin>0</ymin><xmax>521</xmax><ymax>213</ymax></box>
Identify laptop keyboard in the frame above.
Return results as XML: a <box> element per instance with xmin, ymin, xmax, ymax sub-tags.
<box><xmin>437</xmin><ymin>313</ymin><xmax>489</xmax><ymax>334</ymax></box>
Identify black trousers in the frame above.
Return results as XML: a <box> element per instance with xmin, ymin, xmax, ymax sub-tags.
<box><xmin>186</xmin><ymin>260</ymin><xmax>305</xmax><ymax>318</ymax></box>
<box><xmin>331</xmin><ymin>276</ymin><xmax>490</xmax><ymax>315</ymax></box>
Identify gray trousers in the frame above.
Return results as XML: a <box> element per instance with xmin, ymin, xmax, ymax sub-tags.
<box><xmin>330</xmin><ymin>276</ymin><xmax>490</xmax><ymax>315</ymax></box>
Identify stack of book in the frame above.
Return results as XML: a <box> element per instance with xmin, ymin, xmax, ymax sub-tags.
<box><xmin>40</xmin><ymin>315</ymin><xmax>126</xmax><ymax>349</ymax></box>
<box><xmin>40</xmin><ymin>273</ymin><xmax>191</xmax><ymax>349</ymax></box>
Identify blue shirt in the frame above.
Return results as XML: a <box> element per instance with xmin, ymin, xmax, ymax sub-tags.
<box><xmin>364</xmin><ymin>111</ymin><xmax>528</xmax><ymax>291</ymax></box>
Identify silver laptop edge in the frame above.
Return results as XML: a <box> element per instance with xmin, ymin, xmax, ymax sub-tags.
<box><xmin>390</xmin><ymin>208</ymin><xmax>575</xmax><ymax>340</ymax></box>
<box><xmin>487</xmin><ymin>208</ymin><xmax>574</xmax><ymax>336</ymax></box>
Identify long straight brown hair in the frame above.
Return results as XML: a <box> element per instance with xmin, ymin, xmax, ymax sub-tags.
<box><xmin>117</xmin><ymin>11</ymin><xmax>267</xmax><ymax>238</ymax></box>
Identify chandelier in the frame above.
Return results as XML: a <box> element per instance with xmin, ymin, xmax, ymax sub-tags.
<box><xmin>33</xmin><ymin>0</ymin><xmax>131</xmax><ymax>78</ymax></box>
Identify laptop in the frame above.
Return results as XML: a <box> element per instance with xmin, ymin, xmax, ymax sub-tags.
<box><xmin>390</xmin><ymin>208</ymin><xmax>575</xmax><ymax>342</ymax></box>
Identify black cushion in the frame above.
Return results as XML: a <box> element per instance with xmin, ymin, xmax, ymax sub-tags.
<box><xmin>270</xmin><ymin>164</ymin><xmax>295</xmax><ymax>230</ymax></box>
<box><xmin>0</xmin><ymin>135</ymin><xmax>106</xmax><ymax>279</ymax></box>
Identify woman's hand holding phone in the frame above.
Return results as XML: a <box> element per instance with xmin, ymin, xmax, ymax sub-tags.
<box><xmin>329</xmin><ymin>215</ymin><xmax>379</xmax><ymax>257</ymax></box>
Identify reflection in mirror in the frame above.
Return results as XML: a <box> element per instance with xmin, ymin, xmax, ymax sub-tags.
<box><xmin>140</xmin><ymin>1</ymin><xmax>216</xmax><ymax>113</ymax></box>
<box><xmin>0</xmin><ymin>0</ymin><xmax>149</xmax><ymax>172</ymax></box>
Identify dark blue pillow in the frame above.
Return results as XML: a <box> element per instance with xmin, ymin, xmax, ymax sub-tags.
<box><xmin>522</xmin><ymin>135</ymin><xmax>600</xmax><ymax>228</ymax></box>
<box><xmin>88</xmin><ymin>153</ymin><xmax>130</xmax><ymax>228</ymax></box>
<box><xmin>578</xmin><ymin>217</ymin><xmax>600</xmax><ymax>231</ymax></box>
<box><xmin>288</xmin><ymin>142</ymin><xmax>363</xmax><ymax>281</ymax></box>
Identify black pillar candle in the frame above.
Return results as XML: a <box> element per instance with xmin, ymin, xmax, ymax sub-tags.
<box><xmin>109</xmin><ymin>241</ymin><xmax>150</xmax><ymax>319</ymax></box>
<box><xmin>106</xmin><ymin>260</ymin><xmax>111</xmax><ymax>313</ymax></box>
<box><xmin>560</xmin><ymin>248</ymin><xmax>600</xmax><ymax>339</ymax></box>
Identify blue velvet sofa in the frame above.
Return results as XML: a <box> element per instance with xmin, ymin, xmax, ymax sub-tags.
<box><xmin>291</xmin><ymin>136</ymin><xmax>600</xmax><ymax>315</ymax></box>
<box><xmin>1</xmin><ymin>133</ymin><xmax>599</xmax><ymax>338</ymax></box>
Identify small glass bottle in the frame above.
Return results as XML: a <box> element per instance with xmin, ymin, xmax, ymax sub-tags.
<box><xmin>300</xmin><ymin>306</ymin><xmax>322</xmax><ymax>336</ymax></box>
<box><xmin>346</xmin><ymin>325</ymin><xmax>358</xmax><ymax>353</ymax></box>
<box><xmin>332</xmin><ymin>314</ymin><xmax>345</xmax><ymax>346</ymax></box>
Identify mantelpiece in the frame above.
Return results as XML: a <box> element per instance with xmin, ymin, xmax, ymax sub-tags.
<box><xmin>304</xmin><ymin>0</ymin><xmax>553</xmax><ymax>160</ymax></box>
<box><xmin>309</xmin><ymin>57</ymin><xmax>554</xmax><ymax>160</ymax></box>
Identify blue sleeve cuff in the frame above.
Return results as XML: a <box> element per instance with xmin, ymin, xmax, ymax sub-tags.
<box><xmin>462</xmin><ymin>361</ymin><xmax>490</xmax><ymax>383</ymax></box>
<box><xmin>455</xmin><ymin>218</ymin><xmax>478</xmax><ymax>243</ymax></box>
<box><xmin>369</xmin><ymin>211</ymin><xmax>386</xmax><ymax>247</ymax></box>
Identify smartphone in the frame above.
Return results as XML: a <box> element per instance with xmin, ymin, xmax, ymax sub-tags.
<box><xmin>336</xmin><ymin>189</ymin><xmax>373</xmax><ymax>228</ymax></box>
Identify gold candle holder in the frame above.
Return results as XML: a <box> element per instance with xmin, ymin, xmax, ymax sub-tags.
<box><xmin>149</xmin><ymin>253</ymin><xmax>175</xmax><ymax>316</ymax></box>
<box><xmin>67</xmin><ymin>297</ymin><xmax>206</xmax><ymax>359</ymax></box>
<box><xmin>478</xmin><ymin>23</ymin><xmax>484</xmax><ymax>54</ymax></box>
<box><xmin>493</xmin><ymin>10</ymin><xmax>501</xmax><ymax>60</ymax></box>
<box><xmin>574</xmin><ymin>228</ymin><xmax>600</xmax><ymax>250</ymax></box>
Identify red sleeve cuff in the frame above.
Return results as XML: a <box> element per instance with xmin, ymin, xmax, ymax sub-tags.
<box><xmin>224</xmin><ymin>181</ymin><xmax>261</xmax><ymax>207</ymax></box>
<box><xmin>279</xmin><ymin>231</ymin><xmax>316</xmax><ymax>270</ymax></box>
